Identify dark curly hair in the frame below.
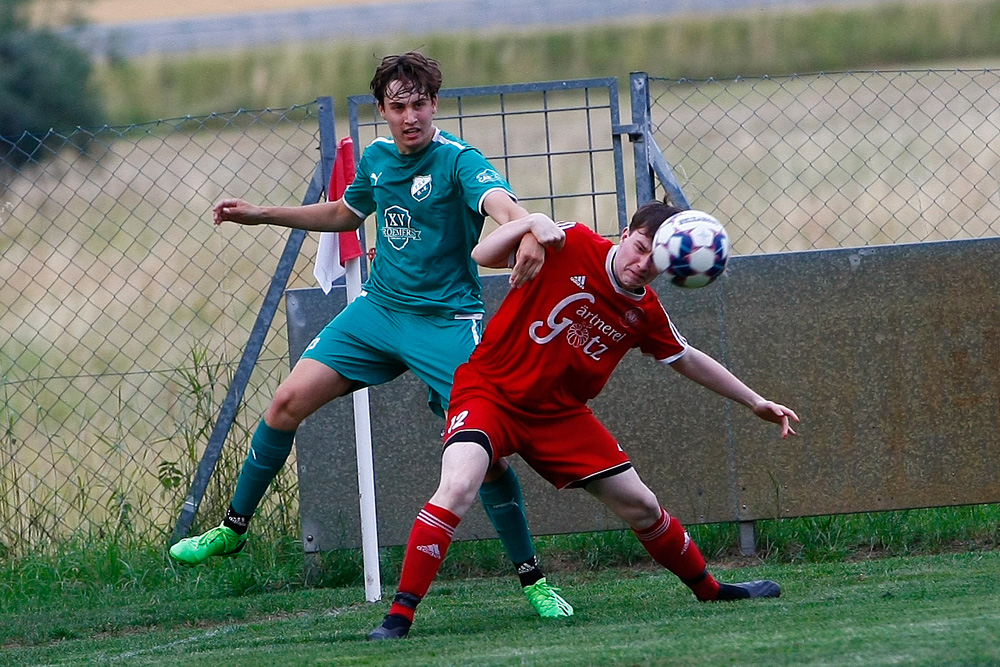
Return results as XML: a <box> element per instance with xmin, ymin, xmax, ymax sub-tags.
<box><xmin>370</xmin><ymin>51</ymin><xmax>443</xmax><ymax>106</ymax></box>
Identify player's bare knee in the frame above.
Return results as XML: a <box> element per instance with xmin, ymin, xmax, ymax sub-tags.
<box><xmin>431</xmin><ymin>475</ymin><xmax>479</xmax><ymax>513</ymax></box>
<box><xmin>620</xmin><ymin>493</ymin><xmax>662</xmax><ymax>530</ymax></box>
<box><xmin>266</xmin><ymin>386</ymin><xmax>307</xmax><ymax>430</ymax></box>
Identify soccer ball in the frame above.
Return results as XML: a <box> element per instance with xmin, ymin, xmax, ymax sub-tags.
<box><xmin>651</xmin><ymin>210</ymin><xmax>730</xmax><ymax>288</ymax></box>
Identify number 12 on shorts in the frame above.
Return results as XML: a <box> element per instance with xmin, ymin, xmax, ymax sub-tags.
<box><xmin>447</xmin><ymin>410</ymin><xmax>469</xmax><ymax>434</ymax></box>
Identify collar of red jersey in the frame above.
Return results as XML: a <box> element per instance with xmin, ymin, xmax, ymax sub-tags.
<box><xmin>605</xmin><ymin>246</ymin><xmax>646</xmax><ymax>299</ymax></box>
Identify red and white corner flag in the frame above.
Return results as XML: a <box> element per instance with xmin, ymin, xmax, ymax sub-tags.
<box><xmin>314</xmin><ymin>137</ymin><xmax>364</xmax><ymax>293</ymax></box>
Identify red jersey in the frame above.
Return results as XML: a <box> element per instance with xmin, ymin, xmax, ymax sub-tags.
<box><xmin>462</xmin><ymin>223</ymin><xmax>688</xmax><ymax>414</ymax></box>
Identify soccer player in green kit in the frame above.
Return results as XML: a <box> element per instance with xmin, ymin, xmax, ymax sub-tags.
<box><xmin>169</xmin><ymin>52</ymin><xmax>573</xmax><ymax>618</ymax></box>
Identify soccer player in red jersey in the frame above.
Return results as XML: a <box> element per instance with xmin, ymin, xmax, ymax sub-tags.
<box><xmin>369</xmin><ymin>199</ymin><xmax>799</xmax><ymax>640</ymax></box>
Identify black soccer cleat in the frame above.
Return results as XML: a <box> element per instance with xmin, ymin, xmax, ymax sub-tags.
<box><xmin>715</xmin><ymin>580</ymin><xmax>781</xmax><ymax>601</ymax></box>
<box><xmin>368</xmin><ymin>613</ymin><xmax>412</xmax><ymax>640</ymax></box>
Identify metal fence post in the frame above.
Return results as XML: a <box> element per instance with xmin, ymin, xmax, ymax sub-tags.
<box><xmin>629</xmin><ymin>72</ymin><xmax>692</xmax><ymax>210</ymax></box>
<box><xmin>630</xmin><ymin>72</ymin><xmax>655</xmax><ymax>206</ymax></box>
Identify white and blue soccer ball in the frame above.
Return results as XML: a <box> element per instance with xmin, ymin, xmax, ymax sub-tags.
<box><xmin>651</xmin><ymin>210</ymin><xmax>731</xmax><ymax>288</ymax></box>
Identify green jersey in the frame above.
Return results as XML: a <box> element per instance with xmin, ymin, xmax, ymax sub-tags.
<box><xmin>342</xmin><ymin>128</ymin><xmax>515</xmax><ymax>316</ymax></box>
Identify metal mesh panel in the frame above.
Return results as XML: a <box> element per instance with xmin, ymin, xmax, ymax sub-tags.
<box><xmin>646</xmin><ymin>70</ymin><xmax>1000</xmax><ymax>254</ymax></box>
<box><xmin>1</xmin><ymin>107</ymin><xmax>323</xmax><ymax>553</ymax></box>
<box><xmin>349</xmin><ymin>79</ymin><xmax>628</xmax><ymax>242</ymax></box>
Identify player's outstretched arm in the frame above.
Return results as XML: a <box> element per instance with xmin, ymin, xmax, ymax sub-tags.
<box><xmin>213</xmin><ymin>198</ymin><xmax>364</xmax><ymax>232</ymax></box>
<box><xmin>670</xmin><ymin>346</ymin><xmax>799</xmax><ymax>438</ymax></box>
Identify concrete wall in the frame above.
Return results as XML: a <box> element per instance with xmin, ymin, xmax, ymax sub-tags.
<box><xmin>287</xmin><ymin>237</ymin><xmax>1000</xmax><ymax>552</ymax></box>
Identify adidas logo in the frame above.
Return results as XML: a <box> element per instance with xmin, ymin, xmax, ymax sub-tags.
<box><xmin>570</xmin><ymin>275</ymin><xmax>586</xmax><ymax>289</ymax></box>
<box><xmin>516</xmin><ymin>561</ymin><xmax>538</xmax><ymax>575</ymax></box>
<box><xmin>681</xmin><ymin>531</ymin><xmax>692</xmax><ymax>555</ymax></box>
<box><xmin>416</xmin><ymin>543</ymin><xmax>442</xmax><ymax>559</ymax></box>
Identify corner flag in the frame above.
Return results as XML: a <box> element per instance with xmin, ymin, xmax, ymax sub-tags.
<box><xmin>314</xmin><ymin>137</ymin><xmax>364</xmax><ymax>292</ymax></box>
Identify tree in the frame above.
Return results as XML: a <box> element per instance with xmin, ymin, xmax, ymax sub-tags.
<box><xmin>1</xmin><ymin>0</ymin><xmax>103</xmax><ymax>171</ymax></box>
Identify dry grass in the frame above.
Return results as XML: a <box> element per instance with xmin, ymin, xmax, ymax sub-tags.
<box><xmin>650</xmin><ymin>71</ymin><xmax>1000</xmax><ymax>253</ymax></box>
<box><xmin>1</xmin><ymin>112</ymin><xmax>324</xmax><ymax>546</ymax></box>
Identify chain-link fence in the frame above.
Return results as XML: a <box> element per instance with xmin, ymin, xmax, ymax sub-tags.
<box><xmin>2</xmin><ymin>69</ymin><xmax>999</xmax><ymax>557</ymax></box>
<box><xmin>642</xmin><ymin>70</ymin><xmax>1000</xmax><ymax>252</ymax></box>
<box><xmin>1</xmin><ymin>105</ymin><xmax>328</xmax><ymax>555</ymax></box>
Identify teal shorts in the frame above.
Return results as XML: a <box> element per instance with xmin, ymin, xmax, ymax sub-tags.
<box><xmin>300</xmin><ymin>293</ymin><xmax>483</xmax><ymax>417</ymax></box>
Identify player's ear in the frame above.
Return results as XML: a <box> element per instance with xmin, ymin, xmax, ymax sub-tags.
<box><xmin>620</xmin><ymin>228</ymin><xmax>630</xmax><ymax>243</ymax></box>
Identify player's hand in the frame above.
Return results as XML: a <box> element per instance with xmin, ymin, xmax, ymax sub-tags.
<box><xmin>752</xmin><ymin>400</ymin><xmax>800</xmax><ymax>439</ymax></box>
<box><xmin>528</xmin><ymin>213</ymin><xmax>566</xmax><ymax>250</ymax></box>
<box><xmin>510</xmin><ymin>232</ymin><xmax>546</xmax><ymax>288</ymax></box>
<box><xmin>213</xmin><ymin>198</ymin><xmax>263</xmax><ymax>226</ymax></box>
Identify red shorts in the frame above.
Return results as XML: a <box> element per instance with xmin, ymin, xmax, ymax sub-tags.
<box><xmin>444</xmin><ymin>370</ymin><xmax>632</xmax><ymax>490</ymax></box>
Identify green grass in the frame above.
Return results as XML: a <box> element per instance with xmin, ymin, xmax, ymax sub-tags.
<box><xmin>1</xmin><ymin>505</ymin><xmax>999</xmax><ymax>663</ymax></box>
<box><xmin>3</xmin><ymin>550</ymin><xmax>1000</xmax><ymax>665</ymax></box>
<box><xmin>92</xmin><ymin>0</ymin><xmax>1000</xmax><ymax>123</ymax></box>
<box><xmin>3</xmin><ymin>505</ymin><xmax>997</xmax><ymax>619</ymax></box>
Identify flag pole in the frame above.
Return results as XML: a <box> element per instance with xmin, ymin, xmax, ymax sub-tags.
<box><xmin>345</xmin><ymin>259</ymin><xmax>380</xmax><ymax>602</ymax></box>
<box><xmin>322</xmin><ymin>137</ymin><xmax>380</xmax><ymax>602</ymax></box>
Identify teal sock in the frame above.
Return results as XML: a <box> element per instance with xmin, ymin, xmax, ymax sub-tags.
<box><xmin>230</xmin><ymin>420</ymin><xmax>296</xmax><ymax>518</ymax></box>
<box><xmin>478</xmin><ymin>466</ymin><xmax>536</xmax><ymax>565</ymax></box>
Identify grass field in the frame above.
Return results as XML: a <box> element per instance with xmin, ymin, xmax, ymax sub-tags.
<box><xmin>3</xmin><ymin>550</ymin><xmax>1000</xmax><ymax>665</ymax></box>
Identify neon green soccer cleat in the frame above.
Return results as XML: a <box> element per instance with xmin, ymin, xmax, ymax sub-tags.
<box><xmin>523</xmin><ymin>577</ymin><xmax>574</xmax><ymax>618</ymax></box>
<box><xmin>169</xmin><ymin>524</ymin><xmax>247</xmax><ymax>565</ymax></box>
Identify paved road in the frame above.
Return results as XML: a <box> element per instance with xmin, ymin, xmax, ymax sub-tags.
<box><xmin>63</xmin><ymin>0</ymin><xmax>889</xmax><ymax>59</ymax></box>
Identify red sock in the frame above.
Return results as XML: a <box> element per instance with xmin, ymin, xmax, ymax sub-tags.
<box><xmin>633</xmin><ymin>508</ymin><xmax>721</xmax><ymax>601</ymax></box>
<box><xmin>389</xmin><ymin>503</ymin><xmax>461</xmax><ymax>621</ymax></box>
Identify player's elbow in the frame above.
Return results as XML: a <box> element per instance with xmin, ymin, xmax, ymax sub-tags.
<box><xmin>470</xmin><ymin>244</ymin><xmax>488</xmax><ymax>266</ymax></box>
<box><xmin>471</xmin><ymin>244</ymin><xmax>506</xmax><ymax>268</ymax></box>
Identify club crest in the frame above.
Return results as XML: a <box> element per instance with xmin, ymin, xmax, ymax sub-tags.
<box><xmin>411</xmin><ymin>174</ymin><xmax>432</xmax><ymax>201</ymax></box>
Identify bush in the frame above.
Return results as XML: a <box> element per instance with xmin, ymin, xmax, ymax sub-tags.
<box><xmin>0</xmin><ymin>0</ymin><xmax>102</xmax><ymax>171</ymax></box>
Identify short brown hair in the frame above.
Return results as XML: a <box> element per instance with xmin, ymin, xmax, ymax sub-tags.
<box><xmin>370</xmin><ymin>51</ymin><xmax>443</xmax><ymax>106</ymax></box>
<box><xmin>629</xmin><ymin>198</ymin><xmax>685</xmax><ymax>237</ymax></box>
